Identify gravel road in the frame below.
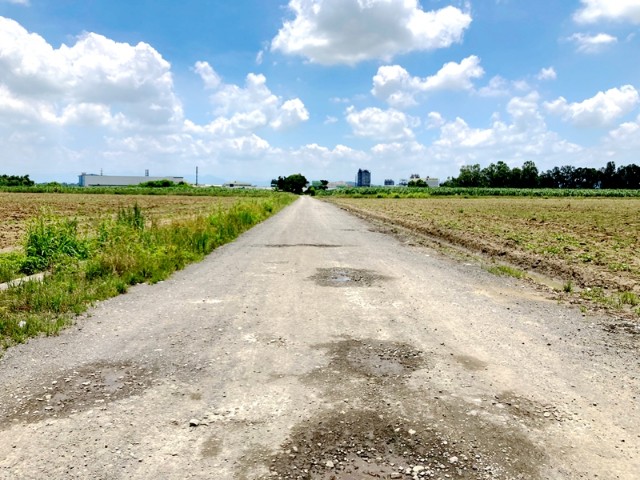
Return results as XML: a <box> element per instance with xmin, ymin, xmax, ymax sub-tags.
<box><xmin>1</xmin><ymin>197</ymin><xmax>638</xmax><ymax>479</ymax></box>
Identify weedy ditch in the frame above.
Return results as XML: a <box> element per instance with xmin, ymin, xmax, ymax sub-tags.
<box><xmin>0</xmin><ymin>195</ymin><xmax>294</xmax><ymax>350</ymax></box>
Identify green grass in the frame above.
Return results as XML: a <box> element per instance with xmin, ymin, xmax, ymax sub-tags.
<box><xmin>0</xmin><ymin>252</ymin><xmax>26</xmax><ymax>283</ymax></box>
<box><xmin>0</xmin><ymin>195</ymin><xmax>294</xmax><ymax>350</ymax></box>
<box><xmin>486</xmin><ymin>264</ymin><xmax>526</xmax><ymax>279</ymax></box>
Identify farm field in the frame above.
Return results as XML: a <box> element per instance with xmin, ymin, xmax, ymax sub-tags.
<box><xmin>0</xmin><ymin>192</ymin><xmax>241</xmax><ymax>252</ymax></box>
<box><xmin>0</xmin><ymin>191</ymin><xmax>293</xmax><ymax>348</ymax></box>
<box><xmin>327</xmin><ymin>196</ymin><xmax>640</xmax><ymax>314</ymax></box>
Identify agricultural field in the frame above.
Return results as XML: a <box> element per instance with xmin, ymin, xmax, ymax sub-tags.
<box><xmin>0</xmin><ymin>192</ymin><xmax>241</xmax><ymax>252</ymax></box>
<box><xmin>327</xmin><ymin>196</ymin><xmax>640</xmax><ymax>315</ymax></box>
<box><xmin>0</xmin><ymin>191</ymin><xmax>293</xmax><ymax>348</ymax></box>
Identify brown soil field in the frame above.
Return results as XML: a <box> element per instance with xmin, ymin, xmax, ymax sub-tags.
<box><xmin>327</xmin><ymin>196</ymin><xmax>640</xmax><ymax>298</ymax></box>
<box><xmin>0</xmin><ymin>192</ymin><xmax>239</xmax><ymax>251</ymax></box>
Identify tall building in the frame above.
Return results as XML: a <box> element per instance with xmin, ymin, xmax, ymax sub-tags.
<box><xmin>356</xmin><ymin>169</ymin><xmax>371</xmax><ymax>187</ymax></box>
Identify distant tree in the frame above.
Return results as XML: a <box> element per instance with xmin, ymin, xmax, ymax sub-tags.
<box><xmin>509</xmin><ymin>167</ymin><xmax>523</xmax><ymax>188</ymax></box>
<box><xmin>483</xmin><ymin>161</ymin><xmax>511</xmax><ymax>188</ymax></box>
<box><xmin>456</xmin><ymin>164</ymin><xmax>485</xmax><ymax>187</ymax></box>
<box><xmin>600</xmin><ymin>161</ymin><xmax>617</xmax><ymax>189</ymax></box>
<box><xmin>274</xmin><ymin>174</ymin><xmax>309</xmax><ymax>194</ymax></box>
<box><xmin>140</xmin><ymin>179</ymin><xmax>175</xmax><ymax>188</ymax></box>
<box><xmin>520</xmin><ymin>161</ymin><xmax>539</xmax><ymax>188</ymax></box>
<box><xmin>0</xmin><ymin>174</ymin><xmax>35</xmax><ymax>187</ymax></box>
<box><xmin>317</xmin><ymin>180</ymin><xmax>329</xmax><ymax>191</ymax></box>
<box><xmin>408</xmin><ymin>178</ymin><xmax>428</xmax><ymax>187</ymax></box>
<box><xmin>617</xmin><ymin>164</ymin><xmax>640</xmax><ymax>189</ymax></box>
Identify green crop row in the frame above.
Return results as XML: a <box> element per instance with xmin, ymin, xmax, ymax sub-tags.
<box><xmin>318</xmin><ymin>187</ymin><xmax>640</xmax><ymax>198</ymax></box>
<box><xmin>0</xmin><ymin>184</ymin><xmax>276</xmax><ymax>197</ymax></box>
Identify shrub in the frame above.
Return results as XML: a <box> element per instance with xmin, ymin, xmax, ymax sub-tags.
<box><xmin>21</xmin><ymin>216</ymin><xmax>90</xmax><ymax>275</ymax></box>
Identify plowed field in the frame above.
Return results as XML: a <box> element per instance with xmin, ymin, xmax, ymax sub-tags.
<box><xmin>0</xmin><ymin>193</ymin><xmax>238</xmax><ymax>251</ymax></box>
<box><xmin>328</xmin><ymin>196</ymin><xmax>640</xmax><ymax>297</ymax></box>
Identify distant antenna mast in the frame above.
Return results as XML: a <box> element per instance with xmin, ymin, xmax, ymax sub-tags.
<box><xmin>100</xmin><ymin>168</ymin><xmax>103</xmax><ymax>176</ymax></box>
<box><xmin>196</xmin><ymin>166</ymin><xmax>199</xmax><ymax>186</ymax></box>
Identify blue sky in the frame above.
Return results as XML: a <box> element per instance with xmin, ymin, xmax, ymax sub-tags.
<box><xmin>1</xmin><ymin>0</ymin><xmax>640</xmax><ymax>185</ymax></box>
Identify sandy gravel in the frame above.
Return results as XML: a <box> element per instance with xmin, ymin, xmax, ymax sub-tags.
<box><xmin>0</xmin><ymin>196</ymin><xmax>638</xmax><ymax>479</ymax></box>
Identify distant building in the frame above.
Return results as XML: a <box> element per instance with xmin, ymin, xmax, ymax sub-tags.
<box><xmin>327</xmin><ymin>181</ymin><xmax>355</xmax><ymax>189</ymax></box>
<box><xmin>356</xmin><ymin>169</ymin><xmax>371</xmax><ymax>187</ymax></box>
<box><xmin>384</xmin><ymin>179</ymin><xmax>395</xmax><ymax>186</ymax></box>
<box><xmin>424</xmin><ymin>177</ymin><xmax>440</xmax><ymax>188</ymax></box>
<box><xmin>79</xmin><ymin>173</ymin><xmax>184</xmax><ymax>187</ymax></box>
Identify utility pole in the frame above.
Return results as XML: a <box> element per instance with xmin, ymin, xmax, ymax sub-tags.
<box><xmin>196</xmin><ymin>166</ymin><xmax>199</xmax><ymax>186</ymax></box>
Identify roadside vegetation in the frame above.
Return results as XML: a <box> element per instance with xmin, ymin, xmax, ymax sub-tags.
<box><xmin>0</xmin><ymin>183</ymin><xmax>276</xmax><ymax>196</ymax></box>
<box><xmin>326</xmin><ymin>196</ymin><xmax>640</xmax><ymax>319</ymax></box>
<box><xmin>0</xmin><ymin>194</ymin><xmax>294</xmax><ymax>349</ymax></box>
<box><xmin>318</xmin><ymin>187</ymin><xmax>640</xmax><ymax>198</ymax></box>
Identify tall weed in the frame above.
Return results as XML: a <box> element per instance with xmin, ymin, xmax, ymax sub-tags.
<box><xmin>21</xmin><ymin>215</ymin><xmax>90</xmax><ymax>275</ymax></box>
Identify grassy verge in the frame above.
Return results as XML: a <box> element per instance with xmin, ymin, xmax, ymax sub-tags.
<box><xmin>0</xmin><ymin>195</ymin><xmax>294</xmax><ymax>349</ymax></box>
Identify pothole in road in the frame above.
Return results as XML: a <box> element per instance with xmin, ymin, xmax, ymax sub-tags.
<box><xmin>258</xmin><ymin>408</ymin><xmax>542</xmax><ymax>480</ymax></box>
<box><xmin>491</xmin><ymin>391</ymin><xmax>569</xmax><ymax>426</ymax></box>
<box><xmin>453</xmin><ymin>354</ymin><xmax>488</xmax><ymax>371</ymax></box>
<box><xmin>1</xmin><ymin>361</ymin><xmax>155</xmax><ymax>426</ymax></box>
<box><xmin>309</xmin><ymin>339</ymin><xmax>425</xmax><ymax>382</ymax></box>
<box><xmin>258</xmin><ymin>244</ymin><xmax>343</xmax><ymax>248</ymax></box>
<box><xmin>310</xmin><ymin>268</ymin><xmax>389</xmax><ymax>287</ymax></box>
<box><xmin>249</xmin><ymin>338</ymin><xmax>544</xmax><ymax>479</ymax></box>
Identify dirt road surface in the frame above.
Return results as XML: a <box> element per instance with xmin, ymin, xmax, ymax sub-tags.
<box><xmin>1</xmin><ymin>197</ymin><xmax>638</xmax><ymax>479</ymax></box>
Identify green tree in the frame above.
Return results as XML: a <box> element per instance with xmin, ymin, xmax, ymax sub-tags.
<box><xmin>520</xmin><ymin>161</ymin><xmax>539</xmax><ymax>188</ymax></box>
<box><xmin>456</xmin><ymin>164</ymin><xmax>485</xmax><ymax>187</ymax></box>
<box><xmin>274</xmin><ymin>174</ymin><xmax>309</xmax><ymax>194</ymax></box>
<box><xmin>483</xmin><ymin>161</ymin><xmax>511</xmax><ymax>187</ymax></box>
<box><xmin>408</xmin><ymin>178</ymin><xmax>428</xmax><ymax>187</ymax></box>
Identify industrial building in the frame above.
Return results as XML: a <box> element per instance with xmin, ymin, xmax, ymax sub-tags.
<box><xmin>356</xmin><ymin>169</ymin><xmax>371</xmax><ymax>187</ymax></box>
<box><xmin>78</xmin><ymin>173</ymin><xmax>184</xmax><ymax>187</ymax></box>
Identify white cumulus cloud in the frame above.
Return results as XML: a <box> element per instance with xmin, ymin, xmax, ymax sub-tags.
<box><xmin>195</xmin><ymin>70</ymin><xmax>309</xmax><ymax>135</ymax></box>
<box><xmin>271</xmin><ymin>0</ymin><xmax>472</xmax><ymax>65</ymax></box>
<box><xmin>372</xmin><ymin>56</ymin><xmax>484</xmax><ymax>107</ymax></box>
<box><xmin>193</xmin><ymin>61</ymin><xmax>221</xmax><ymax>89</ymax></box>
<box><xmin>345</xmin><ymin>106</ymin><xmax>418</xmax><ymax>141</ymax></box>
<box><xmin>0</xmin><ymin>16</ymin><xmax>183</xmax><ymax>128</ymax></box>
<box><xmin>568</xmin><ymin>32</ymin><xmax>618</xmax><ymax>53</ymax></box>
<box><xmin>574</xmin><ymin>0</ymin><xmax>640</xmax><ymax>24</ymax></box>
<box><xmin>544</xmin><ymin>85</ymin><xmax>640</xmax><ymax>127</ymax></box>
<box><xmin>537</xmin><ymin>67</ymin><xmax>557</xmax><ymax>81</ymax></box>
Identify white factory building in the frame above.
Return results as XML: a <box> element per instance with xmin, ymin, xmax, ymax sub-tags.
<box><xmin>78</xmin><ymin>173</ymin><xmax>184</xmax><ymax>187</ymax></box>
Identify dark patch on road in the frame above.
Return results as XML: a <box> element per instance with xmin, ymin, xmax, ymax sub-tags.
<box><xmin>248</xmin><ymin>338</ymin><xmax>544</xmax><ymax>479</ymax></box>
<box><xmin>453</xmin><ymin>354</ymin><xmax>488</xmax><ymax>371</ymax></box>
<box><xmin>603</xmin><ymin>320</ymin><xmax>640</xmax><ymax>336</ymax></box>
<box><xmin>201</xmin><ymin>436</ymin><xmax>223</xmax><ymax>458</ymax></box>
<box><xmin>257</xmin><ymin>243</ymin><xmax>344</xmax><ymax>248</ymax></box>
<box><xmin>310</xmin><ymin>267</ymin><xmax>389</xmax><ymax>287</ymax></box>
<box><xmin>259</xmin><ymin>407</ymin><xmax>542</xmax><ymax>480</ymax></box>
<box><xmin>1</xmin><ymin>362</ymin><xmax>155</xmax><ymax>426</ymax></box>
<box><xmin>309</xmin><ymin>339</ymin><xmax>425</xmax><ymax>382</ymax></box>
<box><xmin>492</xmin><ymin>391</ymin><xmax>568</xmax><ymax>426</ymax></box>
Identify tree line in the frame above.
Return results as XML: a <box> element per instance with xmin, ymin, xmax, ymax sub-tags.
<box><xmin>0</xmin><ymin>174</ymin><xmax>35</xmax><ymax>187</ymax></box>
<box><xmin>441</xmin><ymin>161</ymin><xmax>640</xmax><ymax>189</ymax></box>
